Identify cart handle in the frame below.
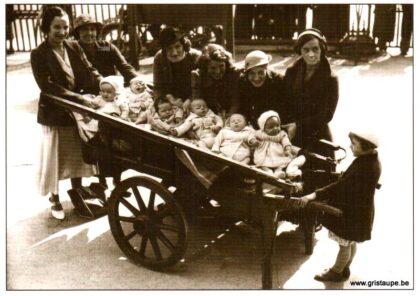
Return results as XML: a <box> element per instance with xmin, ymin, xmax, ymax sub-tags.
<box><xmin>307</xmin><ymin>201</ymin><xmax>343</xmax><ymax>217</ymax></box>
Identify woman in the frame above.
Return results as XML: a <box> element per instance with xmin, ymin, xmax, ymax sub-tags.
<box><xmin>31</xmin><ymin>7</ymin><xmax>102</xmax><ymax>220</ymax></box>
<box><xmin>153</xmin><ymin>27</ymin><xmax>201</xmax><ymax>103</ymax></box>
<box><xmin>191</xmin><ymin>44</ymin><xmax>240</xmax><ymax>119</ymax></box>
<box><xmin>74</xmin><ymin>13</ymin><xmax>139</xmax><ymax>188</ymax></box>
<box><xmin>283</xmin><ymin>28</ymin><xmax>339</xmax><ymax>155</ymax></box>
<box><xmin>238</xmin><ymin>50</ymin><xmax>286</xmax><ymax>128</ymax></box>
<box><xmin>74</xmin><ymin>14</ymin><xmax>138</xmax><ymax>86</ymax></box>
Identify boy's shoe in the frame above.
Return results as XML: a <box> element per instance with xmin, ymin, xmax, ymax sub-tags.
<box><xmin>342</xmin><ymin>267</ymin><xmax>351</xmax><ymax>280</ymax></box>
<box><xmin>49</xmin><ymin>197</ymin><xmax>65</xmax><ymax>220</ymax></box>
<box><xmin>314</xmin><ymin>268</ymin><xmax>344</xmax><ymax>282</ymax></box>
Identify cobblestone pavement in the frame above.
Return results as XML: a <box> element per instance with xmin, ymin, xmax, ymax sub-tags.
<box><xmin>5</xmin><ymin>49</ymin><xmax>414</xmax><ymax>290</ymax></box>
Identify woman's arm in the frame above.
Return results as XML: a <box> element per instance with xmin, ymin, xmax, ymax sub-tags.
<box><xmin>31</xmin><ymin>49</ymin><xmax>85</xmax><ymax>104</ymax></box>
<box><xmin>237</xmin><ymin>76</ymin><xmax>249</xmax><ymax>120</ymax></box>
<box><xmin>281</xmin><ymin>67</ymin><xmax>298</xmax><ymax>125</ymax></box>
<box><xmin>75</xmin><ymin>42</ymin><xmax>102</xmax><ymax>94</ymax></box>
<box><xmin>227</xmin><ymin>68</ymin><xmax>241</xmax><ymax>115</ymax></box>
<box><xmin>153</xmin><ymin>51</ymin><xmax>165</xmax><ymax>99</ymax></box>
<box><xmin>110</xmin><ymin>43</ymin><xmax>138</xmax><ymax>85</ymax></box>
<box><xmin>315</xmin><ymin>161</ymin><xmax>360</xmax><ymax>202</ymax></box>
<box><xmin>191</xmin><ymin>69</ymin><xmax>201</xmax><ymax>99</ymax></box>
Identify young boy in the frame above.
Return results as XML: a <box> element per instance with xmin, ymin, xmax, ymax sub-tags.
<box><xmin>170</xmin><ymin>98</ymin><xmax>223</xmax><ymax>149</ymax></box>
<box><xmin>300</xmin><ymin>129</ymin><xmax>381</xmax><ymax>282</ymax></box>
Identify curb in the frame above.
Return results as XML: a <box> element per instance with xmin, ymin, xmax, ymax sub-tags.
<box><xmin>7</xmin><ymin>61</ymin><xmax>31</xmax><ymax>72</ymax></box>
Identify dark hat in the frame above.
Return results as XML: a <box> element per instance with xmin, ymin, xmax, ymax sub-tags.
<box><xmin>74</xmin><ymin>14</ymin><xmax>103</xmax><ymax>32</ymax></box>
<box><xmin>158</xmin><ymin>27</ymin><xmax>184</xmax><ymax>49</ymax></box>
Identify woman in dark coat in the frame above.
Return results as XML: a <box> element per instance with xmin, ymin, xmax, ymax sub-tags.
<box><xmin>73</xmin><ymin>14</ymin><xmax>138</xmax><ymax>86</ymax></box>
<box><xmin>74</xmin><ymin>13</ymin><xmax>140</xmax><ymax>187</ymax></box>
<box><xmin>237</xmin><ymin>50</ymin><xmax>286</xmax><ymax>129</ymax></box>
<box><xmin>283</xmin><ymin>28</ymin><xmax>339</xmax><ymax>157</ymax></box>
<box><xmin>300</xmin><ymin>130</ymin><xmax>382</xmax><ymax>282</ymax></box>
<box><xmin>191</xmin><ymin>44</ymin><xmax>240</xmax><ymax>119</ymax></box>
<box><xmin>31</xmin><ymin>7</ymin><xmax>102</xmax><ymax>220</ymax></box>
<box><xmin>153</xmin><ymin>27</ymin><xmax>201</xmax><ymax>103</ymax></box>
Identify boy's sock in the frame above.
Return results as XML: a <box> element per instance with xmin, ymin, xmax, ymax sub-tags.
<box><xmin>346</xmin><ymin>242</ymin><xmax>357</xmax><ymax>268</ymax></box>
<box><xmin>332</xmin><ymin>244</ymin><xmax>352</xmax><ymax>273</ymax></box>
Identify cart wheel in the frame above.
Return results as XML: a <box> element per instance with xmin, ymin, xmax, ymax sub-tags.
<box><xmin>108</xmin><ymin>176</ymin><xmax>188</xmax><ymax>270</ymax></box>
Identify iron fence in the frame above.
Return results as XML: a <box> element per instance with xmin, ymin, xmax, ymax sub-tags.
<box><xmin>6</xmin><ymin>4</ymin><xmax>125</xmax><ymax>52</ymax></box>
<box><xmin>6</xmin><ymin>4</ymin><xmax>412</xmax><ymax>53</ymax></box>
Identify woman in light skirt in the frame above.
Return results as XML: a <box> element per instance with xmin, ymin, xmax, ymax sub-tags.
<box><xmin>31</xmin><ymin>6</ymin><xmax>102</xmax><ymax>219</ymax></box>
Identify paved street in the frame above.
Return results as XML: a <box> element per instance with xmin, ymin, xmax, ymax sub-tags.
<box><xmin>5</xmin><ymin>49</ymin><xmax>414</xmax><ymax>290</ymax></box>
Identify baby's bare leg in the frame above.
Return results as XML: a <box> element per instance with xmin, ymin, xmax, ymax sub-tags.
<box><xmin>286</xmin><ymin>155</ymin><xmax>306</xmax><ymax>178</ymax></box>
<box><xmin>274</xmin><ymin>167</ymin><xmax>286</xmax><ymax>179</ymax></box>
<box><xmin>260</xmin><ymin>167</ymin><xmax>275</xmax><ymax>176</ymax></box>
<box><xmin>135</xmin><ymin>111</ymin><xmax>148</xmax><ymax>124</ymax></box>
<box><xmin>197</xmin><ymin>140</ymin><xmax>209</xmax><ymax>150</ymax></box>
<box><xmin>200</xmin><ymin>136</ymin><xmax>215</xmax><ymax>149</ymax></box>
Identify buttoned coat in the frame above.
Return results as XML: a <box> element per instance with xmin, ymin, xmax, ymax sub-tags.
<box><xmin>283</xmin><ymin>56</ymin><xmax>339</xmax><ymax>151</ymax></box>
<box><xmin>31</xmin><ymin>39</ymin><xmax>102</xmax><ymax>126</ymax></box>
<box><xmin>315</xmin><ymin>152</ymin><xmax>382</xmax><ymax>242</ymax></box>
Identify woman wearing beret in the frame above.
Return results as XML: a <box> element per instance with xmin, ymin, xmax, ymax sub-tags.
<box><xmin>74</xmin><ymin>13</ymin><xmax>138</xmax><ymax>86</ymax></box>
<box><xmin>283</xmin><ymin>28</ymin><xmax>339</xmax><ymax>156</ymax></box>
<box><xmin>31</xmin><ymin>7</ymin><xmax>102</xmax><ymax>220</ymax></box>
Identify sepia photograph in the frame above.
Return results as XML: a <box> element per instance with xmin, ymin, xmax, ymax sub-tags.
<box><xmin>4</xmin><ymin>1</ymin><xmax>416</xmax><ymax>292</ymax></box>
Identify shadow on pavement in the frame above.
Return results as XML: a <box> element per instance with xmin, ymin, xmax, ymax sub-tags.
<box><xmin>7</xmin><ymin>207</ymin><xmax>313</xmax><ymax>289</ymax></box>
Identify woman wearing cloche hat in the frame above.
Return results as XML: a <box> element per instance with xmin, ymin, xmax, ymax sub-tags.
<box><xmin>299</xmin><ymin>128</ymin><xmax>381</xmax><ymax>282</ymax></box>
<box><xmin>283</xmin><ymin>28</ymin><xmax>339</xmax><ymax>160</ymax></box>
<box><xmin>237</xmin><ymin>50</ymin><xmax>287</xmax><ymax>128</ymax></box>
<box><xmin>74</xmin><ymin>13</ymin><xmax>138</xmax><ymax>86</ymax></box>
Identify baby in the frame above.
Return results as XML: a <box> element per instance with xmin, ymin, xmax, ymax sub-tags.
<box><xmin>125</xmin><ymin>77</ymin><xmax>154</xmax><ymax>124</ymax></box>
<box><xmin>254</xmin><ymin>110</ymin><xmax>305</xmax><ymax>179</ymax></box>
<box><xmin>74</xmin><ymin>75</ymin><xmax>128</xmax><ymax>142</ymax></box>
<box><xmin>212</xmin><ymin>114</ymin><xmax>257</xmax><ymax>164</ymax></box>
<box><xmin>170</xmin><ymin>98</ymin><xmax>223</xmax><ymax>149</ymax></box>
<box><xmin>148</xmin><ymin>97</ymin><xmax>179</xmax><ymax>135</ymax></box>
<box><xmin>166</xmin><ymin>94</ymin><xmax>186</xmax><ymax>123</ymax></box>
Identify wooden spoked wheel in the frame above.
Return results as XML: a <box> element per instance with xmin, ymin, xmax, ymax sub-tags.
<box><xmin>108</xmin><ymin>176</ymin><xmax>188</xmax><ymax>270</ymax></box>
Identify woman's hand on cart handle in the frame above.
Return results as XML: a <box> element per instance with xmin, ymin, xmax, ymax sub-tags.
<box><xmin>299</xmin><ymin>192</ymin><xmax>317</xmax><ymax>206</ymax></box>
<box><xmin>80</xmin><ymin>96</ymin><xmax>95</xmax><ymax>108</ymax></box>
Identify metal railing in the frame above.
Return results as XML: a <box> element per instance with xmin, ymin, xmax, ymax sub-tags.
<box><xmin>6</xmin><ymin>4</ymin><xmax>412</xmax><ymax>53</ymax></box>
<box><xmin>6</xmin><ymin>4</ymin><xmax>125</xmax><ymax>52</ymax></box>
